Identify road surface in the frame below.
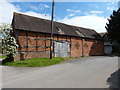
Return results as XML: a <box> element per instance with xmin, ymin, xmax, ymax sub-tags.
<box><xmin>1</xmin><ymin>56</ymin><xmax>119</xmax><ymax>88</ymax></box>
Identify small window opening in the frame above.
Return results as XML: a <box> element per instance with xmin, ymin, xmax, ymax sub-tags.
<box><xmin>57</xmin><ymin>27</ymin><xmax>64</xmax><ymax>34</ymax></box>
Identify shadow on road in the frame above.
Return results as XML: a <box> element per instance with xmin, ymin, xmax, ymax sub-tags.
<box><xmin>107</xmin><ymin>69</ymin><xmax>120</xmax><ymax>89</ymax></box>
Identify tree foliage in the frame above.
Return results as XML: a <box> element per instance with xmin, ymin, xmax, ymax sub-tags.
<box><xmin>0</xmin><ymin>23</ymin><xmax>18</xmax><ymax>58</ymax></box>
<box><xmin>105</xmin><ymin>8</ymin><xmax>120</xmax><ymax>43</ymax></box>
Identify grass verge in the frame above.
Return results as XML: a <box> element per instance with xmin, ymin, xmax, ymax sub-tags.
<box><xmin>0</xmin><ymin>55</ymin><xmax>7</xmax><ymax>58</ymax></box>
<box><xmin>2</xmin><ymin>57</ymin><xmax>66</xmax><ymax>67</ymax></box>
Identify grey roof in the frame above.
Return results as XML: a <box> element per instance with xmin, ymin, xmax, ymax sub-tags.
<box><xmin>12</xmin><ymin>12</ymin><xmax>103</xmax><ymax>40</ymax></box>
<box><xmin>99</xmin><ymin>32</ymin><xmax>107</xmax><ymax>37</ymax></box>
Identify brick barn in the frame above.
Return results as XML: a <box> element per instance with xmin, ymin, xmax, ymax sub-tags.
<box><xmin>12</xmin><ymin>12</ymin><xmax>104</xmax><ymax>61</ymax></box>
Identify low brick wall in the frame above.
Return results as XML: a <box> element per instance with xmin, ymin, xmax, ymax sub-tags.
<box><xmin>14</xmin><ymin>51</ymin><xmax>50</xmax><ymax>61</ymax></box>
<box><xmin>0</xmin><ymin>39</ymin><xmax>3</xmax><ymax>53</ymax></box>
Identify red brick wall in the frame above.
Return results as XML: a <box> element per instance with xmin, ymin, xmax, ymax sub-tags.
<box><xmin>70</xmin><ymin>37</ymin><xmax>104</xmax><ymax>57</ymax></box>
<box><xmin>83</xmin><ymin>39</ymin><xmax>104</xmax><ymax>56</ymax></box>
<box><xmin>71</xmin><ymin>37</ymin><xmax>82</xmax><ymax>57</ymax></box>
<box><xmin>89</xmin><ymin>40</ymin><xmax>104</xmax><ymax>55</ymax></box>
<box><xmin>14</xmin><ymin>52</ymin><xmax>50</xmax><ymax>61</ymax></box>
<box><xmin>14</xmin><ymin>30</ymin><xmax>104</xmax><ymax>60</ymax></box>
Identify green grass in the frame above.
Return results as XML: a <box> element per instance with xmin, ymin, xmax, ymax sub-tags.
<box><xmin>2</xmin><ymin>57</ymin><xmax>65</xmax><ymax>67</ymax></box>
<box><xmin>0</xmin><ymin>55</ymin><xmax>7</xmax><ymax>58</ymax></box>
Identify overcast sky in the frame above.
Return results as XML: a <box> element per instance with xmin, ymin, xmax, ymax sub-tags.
<box><xmin>0</xmin><ymin>0</ymin><xmax>119</xmax><ymax>33</ymax></box>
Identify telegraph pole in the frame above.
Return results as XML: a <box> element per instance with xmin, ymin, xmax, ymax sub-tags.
<box><xmin>50</xmin><ymin>0</ymin><xmax>55</xmax><ymax>59</ymax></box>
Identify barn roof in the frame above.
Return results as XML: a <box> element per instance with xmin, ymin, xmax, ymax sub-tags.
<box><xmin>99</xmin><ymin>32</ymin><xmax>107</xmax><ymax>37</ymax></box>
<box><xmin>12</xmin><ymin>12</ymin><xmax>102</xmax><ymax>40</ymax></box>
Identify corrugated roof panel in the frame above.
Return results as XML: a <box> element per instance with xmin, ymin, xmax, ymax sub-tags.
<box><xmin>75</xmin><ymin>30</ymin><xmax>85</xmax><ymax>37</ymax></box>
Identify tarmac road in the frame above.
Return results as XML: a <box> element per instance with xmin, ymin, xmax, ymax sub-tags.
<box><xmin>1</xmin><ymin>56</ymin><xmax>118</xmax><ymax>88</ymax></box>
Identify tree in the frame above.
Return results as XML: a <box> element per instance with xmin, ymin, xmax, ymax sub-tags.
<box><xmin>105</xmin><ymin>8</ymin><xmax>120</xmax><ymax>54</ymax></box>
<box><xmin>105</xmin><ymin>8</ymin><xmax>120</xmax><ymax>43</ymax></box>
<box><xmin>0</xmin><ymin>23</ymin><xmax>18</xmax><ymax>60</ymax></box>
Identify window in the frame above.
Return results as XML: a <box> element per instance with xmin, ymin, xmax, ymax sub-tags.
<box><xmin>92</xmin><ymin>45</ymin><xmax>96</xmax><ymax>49</ymax></box>
<box><xmin>57</xmin><ymin>27</ymin><xmax>64</xmax><ymax>34</ymax></box>
<box><xmin>96</xmin><ymin>40</ymin><xmax>98</xmax><ymax>43</ymax></box>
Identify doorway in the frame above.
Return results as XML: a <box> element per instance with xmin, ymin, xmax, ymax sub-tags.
<box><xmin>54</xmin><ymin>41</ymin><xmax>70</xmax><ymax>57</ymax></box>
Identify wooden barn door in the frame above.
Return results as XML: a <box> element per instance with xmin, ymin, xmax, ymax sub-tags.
<box><xmin>54</xmin><ymin>41</ymin><xmax>70</xmax><ymax>57</ymax></box>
